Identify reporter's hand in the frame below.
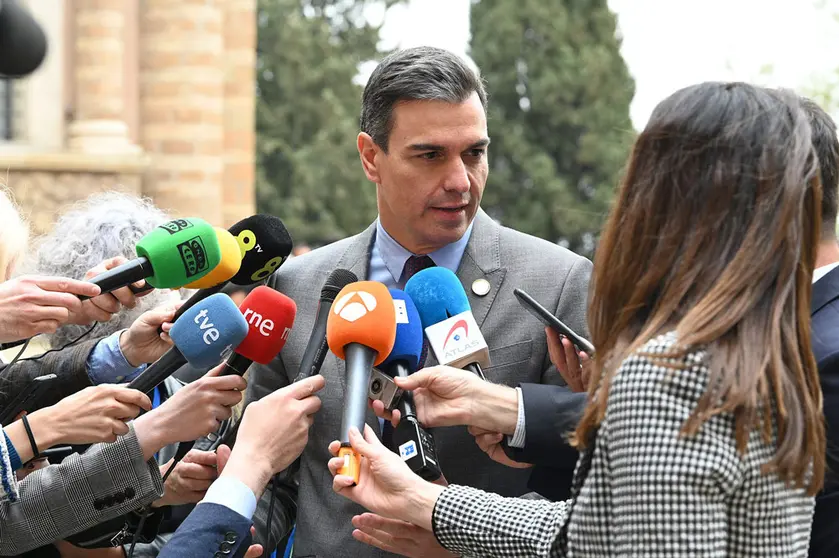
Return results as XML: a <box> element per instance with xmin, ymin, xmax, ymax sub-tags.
<box><xmin>119</xmin><ymin>303</ymin><xmax>181</xmax><ymax>367</ymax></box>
<box><xmin>220</xmin><ymin>375</ymin><xmax>325</xmax><ymax>497</ymax></box>
<box><xmin>153</xmin><ymin>449</ymin><xmax>219</xmax><ymax>507</ymax></box>
<box><xmin>328</xmin><ymin>425</ymin><xmax>444</xmax><ymax>531</ymax></box>
<box><xmin>132</xmin><ymin>364</ymin><xmax>246</xmax><ymax>460</ymax></box>
<box><xmin>468</xmin><ymin>426</ymin><xmax>533</xmax><ymax>469</ymax></box>
<box><xmin>546</xmin><ymin>327</ymin><xmax>592</xmax><ymax>392</ymax></box>
<box><xmin>70</xmin><ymin>256</ymin><xmax>151</xmax><ymax>325</ymax></box>
<box><xmin>351</xmin><ymin>513</ymin><xmax>456</xmax><ymax>558</ymax></box>
<box><xmin>29</xmin><ymin>384</ymin><xmax>151</xmax><ymax>446</ymax></box>
<box><xmin>0</xmin><ymin>275</ymin><xmax>101</xmax><ymax>341</ymax></box>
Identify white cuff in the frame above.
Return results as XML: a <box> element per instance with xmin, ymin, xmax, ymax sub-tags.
<box><xmin>507</xmin><ymin>386</ymin><xmax>527</xmax><ymax>448</ymax></box>
<box><xmin>199</xmin><ymin>475</ymin><xmax>257</xmax><ymax>521</ymax></box>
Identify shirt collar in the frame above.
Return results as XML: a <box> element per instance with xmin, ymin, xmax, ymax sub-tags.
<box><xmin>814</xmin><ymin>262</ymin><xmax>839</xmax><ymax>284</ymax></box>
<box><xmin>374</xmin><ymin>218</ymin><xmax>474</xmax><ymax>284</ymax></box>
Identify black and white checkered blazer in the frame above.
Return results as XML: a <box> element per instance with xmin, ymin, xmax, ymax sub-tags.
<box><xmin>0</xmin><ymin>423</ymin><xmax>164</xmax><ymax>555</ymax></box>
<box><xmin>433</xmin><ymin>332</ymin><xmax>815</xmax><ymax>557</ymax></box>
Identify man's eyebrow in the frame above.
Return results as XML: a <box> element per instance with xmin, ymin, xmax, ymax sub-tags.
<box><xmin>407</xmin><ymin>138</ymin><xmax>491</xmax><ymax>151</ymax></box>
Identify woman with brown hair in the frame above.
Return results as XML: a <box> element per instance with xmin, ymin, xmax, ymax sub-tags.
<box><xmin>326</xmin><ymin>81</ymin><xmax>826</xmax><ymax>556</ymax></box>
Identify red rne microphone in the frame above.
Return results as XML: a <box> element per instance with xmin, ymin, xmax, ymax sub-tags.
<box><xmin>326</xmin><ymin>281</ymin><xmax>396</xmax><ymax>484</ymax></box>
<box><xmin>220</xmin><ymin>285</ymin><xmax>297</xmax><ymax>376</ymax></box>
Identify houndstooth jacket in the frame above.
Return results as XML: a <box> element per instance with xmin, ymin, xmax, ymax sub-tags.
<box><xmin>433</xmin><ymin>332</ymin><xmax>815</xmax><ymax>557</ymax></box>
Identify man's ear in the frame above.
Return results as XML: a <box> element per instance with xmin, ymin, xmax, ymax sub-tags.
<box><xmin>358</xmin><ymin>132</ymin><xmax>383</xmax><ymax>184</ymax></box>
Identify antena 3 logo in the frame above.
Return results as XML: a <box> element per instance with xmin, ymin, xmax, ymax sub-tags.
<box><xmin>333</xmin><ymin>291</ymin><xmax>377</xmax><ymax>322</ymax></box>
<box><xmin>177</xmin><ymin>236</ymin><xmax>209</xmax><ymax>277</ymax></box>
<box><xmin>159</xmin><ymin>218</ymin><xmax>193</xmax><ymax>235</ymax></box>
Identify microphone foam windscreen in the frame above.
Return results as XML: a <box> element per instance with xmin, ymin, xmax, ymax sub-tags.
<box><xmin>321</xmin><ymin>269</ymin><xmax>358</xmax><ymax>302</ymax></box>
<box><xmin>235</xmin><ymin>286</ymin><xmax>297</xmax><ymax>364</ymax></box>
<box><xmin>227</xmin><ymin>215</ymin><xmax>293</xmax><ymax>285</ymax></box>
<box><xmin>0</xmin><ymin>0</ymin><xmax>47</xmax><ymax>77</ymax></box>
<box><xmin>381</xmin><ymin>288</ymin><xmax>423</xmax><ymax>371</ymax></box>
<box><xmin>169</xmin><ymin>292</ymin><xmax>249</xmax><ymax>369</ymax></box>
<box><xmin>404</xmin><ymin>267</ymin><xmax>471</xmax><ymax>328</ymax></box>
<box><xmin>135</xmin><ymin>218</ymin><xmax>222</xmax><ymax>289</ymax></box>
<box><xmin>326</xmin><ymin>281</ymin><xmax>396</xmax><ymax>366</ymax></box>
<box><xmin>183</xmin><ymin>228</ymin><xmax>243</xmax><ymax>289</ymax></box>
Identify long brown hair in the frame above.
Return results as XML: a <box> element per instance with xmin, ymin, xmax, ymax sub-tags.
<box><xmin>576</xmin><ymin>82</ymin><xmax>825</xmax><ymax>494</ymax></box>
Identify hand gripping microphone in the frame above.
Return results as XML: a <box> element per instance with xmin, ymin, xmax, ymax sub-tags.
<box><xmin>220</xmin><ymin>286</ymin><xmax>296</xmax><ymax>376</ymax></box>
<box><xmin>405</xmin><ymin>267</ymin><xmax>489</xmax><ymax>380</ymax></box>
<box><xmin>164</xmin><ymin>215</ymin><xmax>293</xmax><ymax>328</ymax></box>
<box><xmin>326</xmin><ymin>281</ymin><xmax>396</xmax><ymax>484</ymax></box>
<box><xmin>79</xmin><ymin>217</ymin><xmax>222</xmax><ymax>299</ymax></box>
<box><xmin>383</xmin><ymin>288</ymin><xmax>442</xmax><ymax>482</ymax></box>
<box><xmin>294</xmin><ymin>269</ymin><xmax>358</xmax><ymax>382</ymax></box>
<box><xmin>0</xmin><ymin>0</ymin><xmax>48</xmax><ymax>77</ymax></box>
<box><xmin>127</xmin><ymin>293</ymin><xmax>249</xmax><ymax>394</ymax></box>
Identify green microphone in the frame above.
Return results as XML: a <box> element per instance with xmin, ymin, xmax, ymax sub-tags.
<box><xmin>79</xmin><ymin>217</ymin><xmax>222</xmax><ymax>299</ymax></box>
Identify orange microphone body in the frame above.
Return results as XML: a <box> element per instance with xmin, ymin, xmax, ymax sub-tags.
<box><xmin>326</xmin><ymin>281</ymin><xmax>396</xmax><ymax>484</ymax></box>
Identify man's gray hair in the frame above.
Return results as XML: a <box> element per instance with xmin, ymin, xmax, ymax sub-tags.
<box><xmin>27</xmin><ymin>191</ymin><xmax>182</xmax><ymax>348</ymax></box>
<box><xmin>360</xmin><ymin>46</ymin><xmax>488</xmax><ymax>151</ymax></box>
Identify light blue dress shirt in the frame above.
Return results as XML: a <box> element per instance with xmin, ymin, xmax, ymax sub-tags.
<box><xmin>200</xmin><ymin>475</ymin><xmax>258</xmax><ymax>520</ymax></box>
<box><xmin>367</xmin><ymin>218</ymin><xmax>473</xmax><ymax>288</ymax></box>
<box><xmin>85</xmin><ymin>331</ymin><xmax>147</xmax><ymax>385</ymax></box>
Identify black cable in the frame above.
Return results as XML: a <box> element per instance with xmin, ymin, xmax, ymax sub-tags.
<box><xmin>2</xmin><ymin>322</ymin><xmax>97</xmax><ymax>372</ymax></box>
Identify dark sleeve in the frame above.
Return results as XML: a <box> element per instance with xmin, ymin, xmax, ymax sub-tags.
<box><xmin>157</xmin><ymin>503</ymin><xmax>252</xmax><ymax>558</ymax></box>
<box><xmin>0</xmin><ymin>338</ymin><xmax>100</xmax><ymax>409</ymax></box>
<box><xmin>503</xmin><ymin>384</ymin><xmax>586</xmax><ymax>468</ymax></box>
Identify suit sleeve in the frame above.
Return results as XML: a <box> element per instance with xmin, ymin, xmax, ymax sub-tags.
<box><xmin>0</xmin><ymin>424</ymin><xmax>165</xmax><ymax>554</ymax></box>
<box><xmin>244</xmin><ymin>297</ymin><xmax>298</xmax><ymax>551</ymax></box>
<box><xmin>0</xmin><ymin>338</ymin><xmax>100</xmax><ymax>410</ymax></box>
<box><xmin>158</xmin><ymin>503</ymin><xmax>252</xmax><ymax>558</ymax></box>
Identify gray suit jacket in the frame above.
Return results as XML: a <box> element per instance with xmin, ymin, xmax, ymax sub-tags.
<box><xmin>0</xmin><ymin>424</ymin><xmax>165</xmax><ymax>555</ymax></box>
<box><xmin>245</xmin><ymin>210</ymin><xmax>592</xmax><ymax>557</ymax></box>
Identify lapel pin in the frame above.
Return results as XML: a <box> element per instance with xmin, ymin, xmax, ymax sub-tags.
<box><xmin>472</xmin><ymin>278</ymin><xmax>491</xmax><ymax>297</ymax></box>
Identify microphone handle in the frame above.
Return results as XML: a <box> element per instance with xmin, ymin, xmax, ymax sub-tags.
<box><xmin>294</xmin><ymin>299</ymin><xmax>332</xmax><ymax>382</ymax></box>
<box><xmin>221</xmin><ymin>352</ymin><xmax>253</xmax><ymax>376</ymax></box>
<box><xmin>79</xmin><ymin>257</ymin><xmax>153</xmax><ymax>301</ymax></box>
<box><xmin>466</xmin><ymin>362</ymin><xmax>487</xmax><ymax>381</ymax></box>
<box><xmin>127</xmin><ymin>347</ymin><xmax>188</xmax><ymax>394</ymax></box>
<box><xmin>386</xmin><ymin>361</ymin><xmax>416</xmax><ymax>419</ymax></box>
<box><xmin>159</xmin><ymin>282</ymin><xmax>229</xmax><ymax>334</ymax></box>
<box><xmin>340</xmin><ymin>343</ymin><xmax>376</xmax><ymax>445</ymax></box>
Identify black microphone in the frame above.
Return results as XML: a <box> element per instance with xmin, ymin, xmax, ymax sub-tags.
<box><xmin>294</xmin><ymin>269</ymin><xmax>358</xmax><ymax>382</ymax></box>
<box><xmin>0</xmin><ymin>0</ymin><xmax>47</xmax><ymax>78</ymax></box>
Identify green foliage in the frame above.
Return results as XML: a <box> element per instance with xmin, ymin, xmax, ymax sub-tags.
<box><xmin>470</xmin><ymin>0</ymin><xmax>635</xmax><ymax>255</ymax></box>
<box><xmin>256</xmin><ymin>0</ymin><xmax>400</xmax><ymax>245</ymax></box>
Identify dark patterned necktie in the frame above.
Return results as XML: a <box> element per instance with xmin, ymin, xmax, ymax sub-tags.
<box><xmin>401</xmin><ymin>255</ymin><xmax>436</xmax><ymax>284</ymax></box>
<box><xmin>383</xmin><ymin>255</ymin><xmax>437</xmax><ymax>448</ymax></box>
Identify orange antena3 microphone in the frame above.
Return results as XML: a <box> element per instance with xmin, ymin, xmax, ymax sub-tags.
<box><xmin>326</xmin><ymin>281</ymin><xmax>396</xmax><ymax>484</ymax></box>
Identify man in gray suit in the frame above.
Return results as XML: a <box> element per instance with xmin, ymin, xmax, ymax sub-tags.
<box><xmin>245</xmin><ymin>46</ymin><xmax>592</xmax><ymax>557</ymax></box>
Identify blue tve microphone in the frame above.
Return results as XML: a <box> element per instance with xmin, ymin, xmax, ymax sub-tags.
<box><xmin>405</xmin><ymin>267</ymin><xmax>489</xmax><ymax>380</ymax></box>
<box><xmin>127</xmin><ymin>293</ymin><xmax>249</xmax><ymax>394</ymax></box>
<box><xmin>382</xmin><ymin>288</ymin><xmax>441</xmax><ymax>481</ymax></box>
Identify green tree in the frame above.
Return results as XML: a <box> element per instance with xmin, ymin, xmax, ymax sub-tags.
<box><xmin>470</xmin><ymin>0</ymin><xmax>635</xmax><ymax>255</ymax></box>
<box><xmin>256</xmin><ymin>0</ymin><xmax>400</xmax><ymax>246</ymax></box>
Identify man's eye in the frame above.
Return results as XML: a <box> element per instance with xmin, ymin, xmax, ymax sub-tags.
<box><xmin>468</xmin><ymin>149</ymin><xmax>486</xmax><ymax>158</ymax></box>
<box><xmin>419</xmin><ymin>152</ymin><xmax>440</xmax><ymax>160</ymax></box>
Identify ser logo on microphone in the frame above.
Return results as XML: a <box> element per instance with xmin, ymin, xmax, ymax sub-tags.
<box><xmin>333</xmin><ymin>291</ymin><xmax>377</xmax><ymax>323</ymax></box>
<box><xmin>177</xmin><ymin>236</ymin><xmax>209</xmax><ymax>277</ymax></box>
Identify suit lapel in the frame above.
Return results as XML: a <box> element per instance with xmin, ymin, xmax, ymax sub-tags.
<box><xmin>329</xmin><ymin>223</ymin><xmax>377</xmax><ymax>394</ymax></box>
<box><xmin>812</xmin><ymin>265</ymin><xmax>839</xmax><ymax>316</ymax></box>
<box><xmin>457</xmin><ymin>209</ymin><xmax>506</xmax><ymax>329</ymax></box>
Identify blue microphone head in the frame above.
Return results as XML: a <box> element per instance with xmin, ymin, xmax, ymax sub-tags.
<box><xmin>381</xmin><ymin>288</ymin><xmax>424</xmax><ymax>372</ymax></box>
<box><xmin>169</xmin><ymin>292</ymin><xmax>249</xmax><ymax>369</ymax></box>
<box><xmin>404</xmin><ymin>267</ymin><xmax>471</xmax><ymax>328</ymax></box>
